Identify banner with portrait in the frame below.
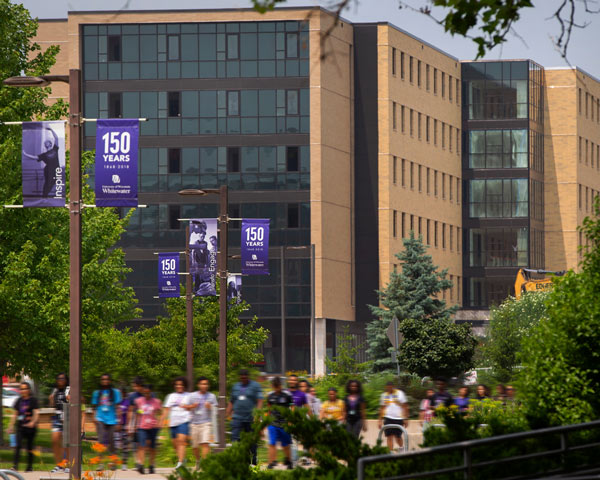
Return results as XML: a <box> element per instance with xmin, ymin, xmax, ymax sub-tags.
<box><xmin>158</xmin><ymin>253</ymin><xmax>180</xmax><ymax>298</ymax></box>
<box><xmin>189</xmin><ymin>218</ymin><xmax>218</xmax><ymax>297</ymax></box>
<box><xmin>226</xmin><ymin>274</ymin><xmax>242</xmax><ymax>304</ymax></box>
<box><xmin>21</xmin><ymin>121</ymin><xmax>66</xmax><ymax>207</ymax></box>
<box><xmin>95</xmin><ymin>119</ymin><xmax>139</xmax><ymax>207</ymax></box>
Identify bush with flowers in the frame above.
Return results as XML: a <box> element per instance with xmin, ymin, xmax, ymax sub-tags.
<box><xmin>80</xmin><ymin>443</ymin><xmax>123</xmax><ymax>480</ymax></box>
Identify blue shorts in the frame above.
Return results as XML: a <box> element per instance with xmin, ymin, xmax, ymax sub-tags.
<box><xmin>170</xmin><ymin>422</ymin><xmax>189</xmax><ymax>439</ymax></box>
<box><xmin>137</xmin><ymin>428</ymin><xmax>158</xmax><ymax>449</ymax></box>
<box><xmin>267</xmin><ymin>425</ymin><xmax>291</xmax><ymax>447</ymax></box>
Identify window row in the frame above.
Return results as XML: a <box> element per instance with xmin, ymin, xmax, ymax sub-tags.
<box><xmin>137</xmin><ymin>146</ymin><xmax>309</xmax><ymax>175</ymax></box>
<box><xmin>468</xmin><ymin>129</ymin><xmax>527</xmax><ymax>169</ymax></box>
<box><xmin>578</xmin><ymin>184</ymin><xmax>600</xmax><ymax>213</ymax></box>
<box><xmin>468</xmin><ymin>227</ymin><xmax>528</xmax><ymax>267</ymax></box>
<box><xmin>467</xmin><ymin>277</ymin><xmax>513</xmax><ymax>308</ymax></box>
<box><xmin>578</xmin><ymin>87</ymin><xmax>600</xmax><ymax>123</ymax></box>
<box><xmin>392</xmin><ymin>211</ymin><xmax>461</xmax><ymax>253</ymax></box>
<box><xmin>392</xmin><ymin>103</ymin><xmax>460</xmax><ymax>154</ymax></box>
<box><xmin>392</xmin><ymin>157</ymin><xmax>461</xmax><ymax>203</ymax></box>
<box><xmin>578</xmin><ymin>136</ymin><xmax>600</xmax><ymax>170</ymax></box>
<box><xmin>391</xmin><ymin>48</ymin><xmax>460</xmax><ymax>105</ymax></box>
<box><xmin>82</xmin><ymin>21</ymin><xmax>309</xmax><ymax>80</ymax></box>
<box><xmin>469</xmin><ymin>178</ymin><xmax>528</xmax><ymax>218</ymax></box>
<box><xmin>84</xmin><ymin>89</ymin><xmax>310</xmax><ymax>136</ymax></box>
<box><xmin>119</xmin><ymin>202</ymin><xmax>310</xmax><ymax>248</ymax></box>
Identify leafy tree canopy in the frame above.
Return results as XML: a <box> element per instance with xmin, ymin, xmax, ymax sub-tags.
<box><xmin>0</xmin><ymin>0</ymin><xmax>139</xmax><ymax>380</ymax></box>
<box><xmin>519</xmin><ymin>198</ymin><xmax>600</xmax><ymax>427</ymax></box>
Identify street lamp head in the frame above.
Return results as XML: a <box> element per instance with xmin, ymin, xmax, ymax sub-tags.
<box><xmin>178</xmin><ymin>188</ymin><xmax>220</xmax><ymax>196</ymax></box>
<box><xmin>178</xmin><ymin>189</ymin><xmax>209</xmax><ymax>196</ymax></box>
<box><xmin>3</xmin><ymin>76</ymin><xmax>50</xmax><ymax>87</ymax></box>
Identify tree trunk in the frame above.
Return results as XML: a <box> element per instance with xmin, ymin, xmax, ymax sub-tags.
<box><xmin>0</xmin><ymin>368</ymin><xmax>4</xmax><ymax>446</ymax></box>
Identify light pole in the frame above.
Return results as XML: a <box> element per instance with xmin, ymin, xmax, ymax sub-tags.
<box><xmin>178</xmin><ymin>186</ymin><xmax>228</xmax><ymax>450</ymax></box>
<box><xmin>3</xmin><ymin>70</ymin><xmax>83</xmax><ymax>479</ymax></box>
<box><xmin>184</xmin><ymin>225</ymin><xmax>194</xmax><ymax>391</ymax></box>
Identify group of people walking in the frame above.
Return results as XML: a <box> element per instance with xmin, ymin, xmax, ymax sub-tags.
<box><xmin>8</xmin><ymin>371</ymin><xmax>512</xmax><ymax>472</ymax></box>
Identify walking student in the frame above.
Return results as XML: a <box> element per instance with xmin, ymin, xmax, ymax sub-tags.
<box><xmin>266</xmin><ymin>377</ymin><xmax>294</xmax><ymax>470</ymax></box>
<box><xmin>162</xmin><ymin>377</ymin><xmax>191</xmax><ymax>469</ymax></box>
<box><xmin>134</xmin><ymin>384</ymin><xmax>161</xmax><ymax>475</ymax></box>
<box><xmin>126</xmin><ymin>377</ymin><xmax>146</xmax><ymax>465</ymax></box>
<box><xmin>344</xmin><ymin>380</ymin><xmax>367</xmax><ymax>438</ymax></box>
<box><xmin>186</xmin><ymin>377</ymin><xmax>218</xmax><ymax>467</ymax></box>
<box><xmin>320</xmin><ymin>388</ymin><xmax>345</xmax><ymax>423</ymax></box>
<box><xmin>226</xmin><ymin>369</ymin><xmax>263</xmax><ymax>465</ymax></box>
<box><xmin>8</xmin><ymin>382</ymin><xmax>40</xmax><ymax>472</ymax></box>
<box><xmin>91</xmin><ymin>374</ymin><xmax>122</xmax><ymax>453</ymax></box>
<box><xmin>286</xmin><ymin>374</ymin><xmax>307</xmax><ymax>408</ymax></box>
<box><xmin>378</xmin><ymin>381</ymin><xmax>409</xmax><ymax>451</ymax></box>
<box><xmin>116</xmin><ymin>387</ymin><xmax>132</xmax><ymax>470</ymax></box>
<box><xmin>49</xmin><ymin>373</ymin><xmax>70</xmax><ymax>473</ymax></box>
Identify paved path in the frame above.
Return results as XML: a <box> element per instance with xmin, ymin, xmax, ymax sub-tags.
<box><xmin>1</xmin><ymin>468</ymin><xmax>180</xmax><ymax>480</ymax></box>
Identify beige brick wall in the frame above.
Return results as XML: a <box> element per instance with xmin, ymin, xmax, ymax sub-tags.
<box><xmin>377</xmin><ymin>24</ymin><xmax>463</xmax><ymax>307</ymax></box>
<box><xmin>33</xmin><ymin>20</ymin><xmax>69</xmax><ymax>104</ymax></box>
<box><xmin>545</xmin><ymin>68</ymin><xmax>600</xmax><ymax>272</ymax></box>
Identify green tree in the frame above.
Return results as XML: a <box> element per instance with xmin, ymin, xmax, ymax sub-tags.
<box><xmin>0</xmin><ymin>0</ymin><xmax>140</xmax><ymax>380</ymax></box>
<box><xmin>325</xmin><ymin>325</ymin><xmax>369</xmax><ymax>384</ymax></box>
<box><xmin>397</xmin><ymin>317</ymin><xmax>477</xmax><ymax>378</ymax></box>
<box><xmin>484</xmin><ymin>291</ymin><xmax>549</xmax><ymax>382</ymax></box>
<box><xmin>367</xmin><ymin>232</ymin><xmax>457</xmax><ymax>371</ymax></box>
<box><xmin>90</xmin><ymin>292</ymin><xmax>270</xmax><ymax>394</ymax></box>
<box><xmin>519</xmin><ymin>198</ymin><xmax>600</xmax><ymax>427</ymax></box>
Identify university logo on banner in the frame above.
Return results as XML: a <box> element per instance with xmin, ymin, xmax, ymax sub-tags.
<box><xmin>189</xmin><ymin>219</ymin><xmax>218</xmax><ymax>296</ymax></box>
<box><xmin>95</xmin><ymin>119</ymin><xmax>139</xmax><ymax>207</ymax></box>
<box><xmin>21</xmin><ymin>121</ymin><xmax>66</xmax><ymax>207</ymax></box>
<box><xmin>227</xmin><ymin>274</ymin><xmax>242</xmax><ymax>304</ymax></box>
<box><xmin>241</xmin><ymin>218</ymin><xmax>270</xmax><ymax>275</ymax></box>
<box><xmin>158</xmin><ymin>253</ymin><xmax>180</xmax><ymax>298</ymax></box>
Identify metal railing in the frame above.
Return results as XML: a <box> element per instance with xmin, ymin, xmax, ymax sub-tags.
<box><xmin>357</xmin><ymin>419</ymin><xmax>600</xmax><ymax>480</ymax></box>
<box><xmin>377</xmin><ymin>424</ymin><xmax>410</xmax><ymax>453</ymax></box>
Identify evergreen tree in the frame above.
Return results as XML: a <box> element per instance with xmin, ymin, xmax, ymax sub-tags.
<box><xmin>367</xmin><ymin>232</ymin><xmax>459</xmax><ymax>372</ymax></box>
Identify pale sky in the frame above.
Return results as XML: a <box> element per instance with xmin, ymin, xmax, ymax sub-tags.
<box><xmin>14</xmin><ymin>0</ymin><xmax>600</xmax><ymax>79</ymax></box>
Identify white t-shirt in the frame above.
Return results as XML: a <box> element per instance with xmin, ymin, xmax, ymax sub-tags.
<box><xmin>380</xmin><ymin>389</ymin><xmax>408</xmax><ymax>419</ymax></box>
<box><xmin>164</xmin><ymin>392</ymin><xmax>191</xmax><ymax>427</ymax></box>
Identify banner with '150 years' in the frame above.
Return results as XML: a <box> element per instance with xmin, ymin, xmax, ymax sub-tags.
<box><xmin>158</xmin><ymin>253</ymin><xmax>180</xmax><ymax>298</ymax></box>
<box><xmin>241</xmin><ymin>218</ymin><xmax>270</xmax><ymax>275</ymax></box>
<box><xmin>95</xmin><ymin>119</ymin><xmax>139</xmax><ymax>207</ymax></box>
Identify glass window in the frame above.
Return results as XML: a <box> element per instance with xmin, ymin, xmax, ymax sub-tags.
<box><xmin>469</xmin><ymin>178</ymin><xmax>528</xmax><ymax>218</ymax></box>
<box><xmin>199</xmin><ymin>34</ymin><xmax>216</xmax><ymax>60</ymax></box>
<box><xmin>168</xmin><ymin>148</ymin><xmax>181</xmax><ymax>173</ymax></box>
<box><xmin>286</xmin><ymin>146</ymin><xmax>299</xmax><ymax>172</ymax></box>
<box><xmin>181</xmin><ymin>34</ymin><xmax>198</xmax><ymax>61</ymax></box>
<box><xmin>260</xmin><ymin>146</ymin><xmax>276</xmax><ymax>172</ymax></box>
<box><xmin>122</xmin><ymin>35</ymin><xmax>139</xmax><ymax>62</ymax></box>
<box><xmin>168</xmin><ymin>92</ymin><xmax>180</xmax><ymax>117</ymax></box>
<box><xmin>228</xmin><ymin>90</ymin><xmax>239</xmax><ymax>116</ymax></box>
<box><xmin>227</xmin><ymin>34</ymin><xmax>239</xmax><ymax>59</ymax></box>
<box><xmin>182</xmin><ymin>148</ymin><xmax>198</xmax><ymax>174</ymax></box>
<box><xmin>258</xmin><ymin>32</ymin><xmax>276</xmax><ymax>59</ymax></box>
<box><xmin>140</xmin><ymin>92</ymin><xmax>157</xmax><ymax>119</ymax></box>
<box><xmin>122</xmin><ymin>92</ymin><xmax>139</xmax><ymax>118</ymax></box>
<box><xmin>84</xmin><ymin>36</ymin><xmax>98</xmax><ymax>62</ymax></box>
<box><xmin>259</xmin><ymin>90</ymin><xmax>276</xmax><ymax>116</ymax></box>
<box><xmin>108</xmin><ymin>35</ymin><xmax>121</xmax><ymax>61</ymax></box>
<box><xmin>227</xmin><ymin>147</ymin><xmax>240</xmax><ymax>173</ymax></box>
<box><xmin>287</xmin><ymin>90</ymin><xmax>298</xmax><ymax>115</ymax></box>
<box><xmin>287</xmin><ymin>204</ymin><xmax>299</xmax><ymax>228</ymax></box>
<box><xmin>469</xmin><ymin>129</ymin><xmax>528</xmax><ymax>168</ymax></box>
<box><xmin>181</xmin><ymin>91</ymin><xmax>198</xmax><ymax>117</ymax></box>
<box><xmin>108</xmin><ymin>92</ymin><xmax>122</xmax><ymax>118</ymax></box>
<box><xmin>240</xmin><ymin>33</ymin><xmax>257</xmax><ymax>59</ymax></box>
<box><xmin>241</xmin><ymin>147</ymin><xmax>258</xmax><ymax>172</ymax></box>
<box><xmin>286</xmin><ymin>33</ymin><xmax>298</xmax><ymax>58</ymax></box>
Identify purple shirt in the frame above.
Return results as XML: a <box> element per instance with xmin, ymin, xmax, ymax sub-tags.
<box><xmin>290</xmin><ymin>389</ymin><xmax>307</xmax><ymax>407</ymax></box>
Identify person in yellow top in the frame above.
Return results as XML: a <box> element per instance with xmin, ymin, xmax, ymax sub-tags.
<box><xmin>320</xmin><ymin>388</ymin><xmax>345</xmax><ymax>422</ymax></box>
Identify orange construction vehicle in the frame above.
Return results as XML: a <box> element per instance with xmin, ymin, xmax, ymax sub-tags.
<box><xmin>514</xmin><ymin>268</ymin><xmax>566</xmax><ymax>300</ymax></box>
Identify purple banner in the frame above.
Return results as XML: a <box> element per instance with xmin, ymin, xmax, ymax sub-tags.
<box><xmin>158</xmin><ymin>253</ymin><xmax>180</xmax><ymax>298</ymax></box>
<box><xmin>95</xmin><ymin>119</ymin><xmax>139</xmax><ymax>207</ymax></box>
<box><xmin>21</xmin><ymin>121</ymin><xmax>66</xmax><ymax>207</ymax></box>
<box><xmin>227</xmin><ymin>274</ymin><xmax>242</xmax><ymax>304</ymax></box>
<box><xmin>241</xmin><ymin>218</ymin><xmax>270</xmax><ymax>275</ymax></box>
<box><xmin>189</xmin><ymin>219</ymin><xmax>218</xmax><ymax>296</ymax></box>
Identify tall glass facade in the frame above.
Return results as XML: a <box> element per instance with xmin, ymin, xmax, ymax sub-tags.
<box><xmin>82</xmin><ymin>21</ymin><xmax>311</xmax><ymax>372</ymax></box>
<box><xmin>462</xmin><ymin>60</ymin><xmax>545</xmax><ymax>308</ymax></box>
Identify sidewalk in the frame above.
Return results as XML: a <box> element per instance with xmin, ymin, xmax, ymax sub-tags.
<box><xmin>0</xmin><ymin>468</ymin><xmax>174</xmax><ymax>480</ymax></box>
